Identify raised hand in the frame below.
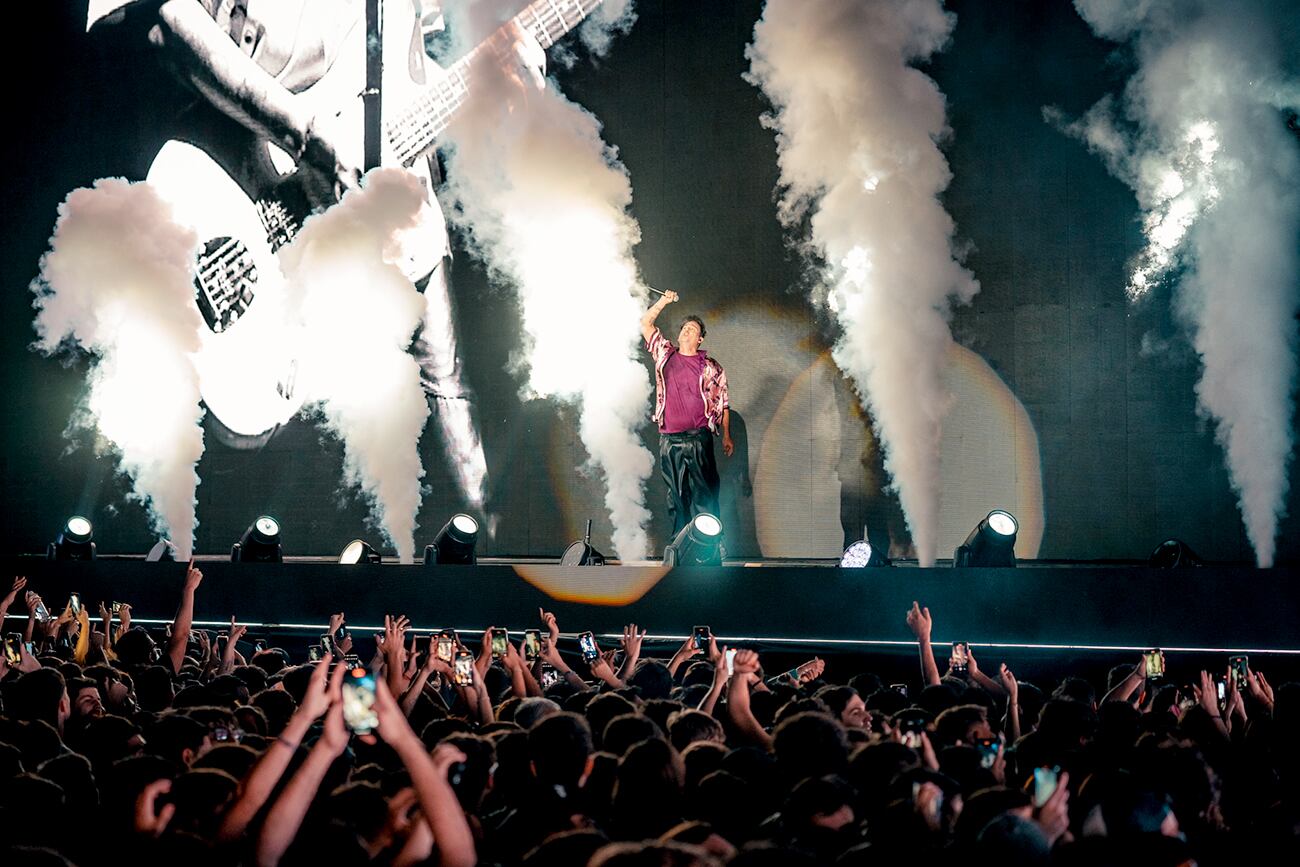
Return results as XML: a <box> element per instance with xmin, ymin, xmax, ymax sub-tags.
<box><xmin>384</xmin><ymin>615</ymin><xmax>409</xmax><ymax>655</ymax></box>
<box><xmin>906</xmin><ymin>601</ymin><xmax>932</xmax><ymax>642</ymax></box>
<box><xmin>732</xmin><ymin>648</ymin><xmax>761</xmax><ymax>677</ymax></box>
<box><xmin>371</xmin><ymin>673</ymin><xmax>418</xmax><ymax>748</ymax></box>
<box><xmin>1226</xmin><ymin>674</ymin><xmax>1247</xmax><ymax>724</ymax></box>
<box><xmin>430</xmin><ymin>742</ymin><xmax>469</xmax><ymax>780</ymax></box>
<box><xmin>913</xmin><ymin>781</ymin><xmax>944</xmax><ymax>831</ymax></box>
<box><xmin>404</xmin><ymin>633</ymin><xmax>421</xmax><ymax>679</ymax></box>
<box><xmin>1248</xmin><ymin>668</ymin><xmax>1275</xmax><ymax>710</ymax></box>
<box><xmin>706</xmin><ymin>634</ymin><xmax>723</xmax><ymax>666</ymax></box>
<box><xmin>538</xmin><ymin>636</ymin><xmax>564</xmax><ymax>670</ymax></box>
<box><xmin>539</xmin><ymin>608</ymin><xmax>560</xmax><ymax>644</ymax></box>
<box><xmin>134</xmin><ymin>778</ymin><xmax>176</xmax><ymax>837</ymax></box>
<box><xmin>501</xmin><ymin>639</ymin><xmax>523</xmax><ymax>672</ymax></box>
<box><xmin>796</xmin><ymin>657</ymin><xmax>825</xmax><ymax>683</ymax></box>
<box><xmin>328</xmin><ymin>612</ymin><xmax>346</xmax><ymax>636</ymax></box>
<box><xmin>1033</xmin><ymin>769</ymin><xmax>1071</xmax><ymax>845</ymax></box>
<box><xmin>184</xmin><ymin>557</ymin><xmax>203</xmax><ymax>592</ymax></box>
<box><xmin>621</xmin><ymin>623</ymin><xmax>646</xmax><ymax>659</ymax></box>
<box><xmin>590</xmin><ymin>650</ymin><xmax>621</xmax><ymax>686</ymax></box>
<box><xmin>228</xmin><ymin>617</ymin><xmax>249</xmax><ymax>645</ymax></box>
<box><xmin>6</xmin><ymin>576</ymin><xmax>26</xmax><ymax>599</ymax></box>
<box><xmin>298</xmin><ymin>655</ymin><xmax>336</xmax><ymax>720</ymax></box>
<box><xmin>670</xmin><ymin>634</ymin><xmax>702</xmax><ymax>668</ymax></box>
<box><xmin>999</xmin><ymin>663</ymin><xmax>1019</xmax><ymax>701</ymax></box>
<box><xmin>117</xmin><ymin>602</ymin><xmax>132</xmax><ymax>629</ymax></box>
<box><xmin>318</xmin><ymin>665</ymin><xmax>350</xmax><ymax>755</ymax></box>
<box><xmin>16</xmin><ymin>640</ymin><xmax>41</xmax><ymax>674</ymax></box>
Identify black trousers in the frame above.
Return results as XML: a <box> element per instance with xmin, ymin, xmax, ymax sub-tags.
<box><xmin>659</xmin><ymin>428</ymin><xmax>721</xmax><ymax>538</ymax></box>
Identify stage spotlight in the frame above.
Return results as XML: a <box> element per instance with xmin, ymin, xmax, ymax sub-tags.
<box><xmin>840</xmin><ymin>539</ymin><xmax>887</xmax><ymax>567</ymax></box>
<box><xmin>953</xmin><ymin>510</ymin><xmax>1018</xmax><ymax>567</ymax></box>
<box><xmin>231</xmin><ymin>515</ymin><xmax>283</xmax><ymax>563</ymax></box>
<box><xmin>663</xmin><ymin>513</ymin><xmax>724</xmax><ymax>567</ymax></box>
<box><xmin>424</xmin><ymin>514</ymin><xmax>479</xmax><ymax>565</ymax></box>
<box><xmin>146</xmin><ymin>540</ymin><xmax>177</xmax><ymax>562</ymax></box>
<box><xmin>339</xmin><ymin>539</ymin><xmax>382</xmax><ymax>565</ymax></box>
<box><xmin>560</xmin><ymin>519</ymin><xmax>606</xmax><ymax>566</ymax></box>
<box><xmin>1149</xmin><ymin>539</ymin><xmax>1202</xmax><ymax>568</ymax></box>
<box><xmin>48</xmin><ymin>515</ymin><xmax>96</xmax><ymax>561</ymax></box>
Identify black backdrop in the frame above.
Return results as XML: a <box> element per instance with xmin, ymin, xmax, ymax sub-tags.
<box><xmin>3</xmin><ymin>0</ymin><xmax>1297</xmax><ymax>563</ymax></box>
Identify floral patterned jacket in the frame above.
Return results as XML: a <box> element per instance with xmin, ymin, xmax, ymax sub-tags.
<box><xmin>645</xmin><ymin>327</ymin><xmax>729</xmax><ymax>433</ymax></box>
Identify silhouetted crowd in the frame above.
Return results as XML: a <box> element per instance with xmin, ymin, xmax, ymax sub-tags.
<box><xmin>1</xmin><ymin>570</ymin><xmax>1296</xmax><ymax>867</ymax></box>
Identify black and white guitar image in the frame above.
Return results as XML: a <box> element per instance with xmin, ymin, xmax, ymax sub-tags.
<box><xmin>148</xmin><ymin>0</ymin><xmax>605</xmax><ymax>438</ymax></box>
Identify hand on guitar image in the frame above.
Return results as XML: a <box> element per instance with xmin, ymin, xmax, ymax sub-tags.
<box><xmin>504</xmin><ymin>20</ymin><xmax>548</xmax><ymax>92</ymax></box>
<box><xmin>300</xmin><ymin>114</ymin><xmax>364</xmax><ymax>199</ymax></box>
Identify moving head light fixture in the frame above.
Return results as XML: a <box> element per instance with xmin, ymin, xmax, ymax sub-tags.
<box><xmin>953</xmin><ymin>510</ymin><xmax>1018</xmax><ymax>567</ymax></box>
<box><xmin>339</xmin><ymin>539</ymin><xmax>382</xmax><ymax>565</ymax></box>
<box><xmin>1148</xmin><ymin>539</ymin><xmax>1203</xmax><ymax>568</ymax></box>
<box><xmin>663</xmin><ymin>513</ymin><xmax>724</xmax><ymax>567</ymax></box>
<box><xmin>840</xmin><ymin>539</ymin><xmax>888</xmax><ymax>568</ymax></box>
<box><xmin>231</xmin><ymin>515</ymin><xmax>283</xmax><ymax>563</ymax></box>
<box><xmin>48</xmin><ymin>515</ymin><xmax>96</xmax><ymax>561</ymax></box>
<box><xmin>424</xmin><ymin>513</ymin><xmax>479</xmax><ymax>565</ymax></box>
<box><xmin>146</xmin><ymin>539</ymin><xmax>177</xmax><ymax>562</ymax></box>
<box><xmin>560</xmin><ymin>519</ymin><xmax>606</xmax><ymax>566</ymax></box>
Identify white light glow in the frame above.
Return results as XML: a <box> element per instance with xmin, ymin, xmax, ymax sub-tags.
<box><xmin>255</xmin><ymin>516</ymin><xmax>280</xmax><ymax>537</ymax></box>
<box><xmin>66</xmin><ymin>516</ymin><xmax>93</xmax><ymax>537</ymax></box>
<box><xmin>694</xmin><ymin>514</ymin><xmax>722</xmax><ymax>537</ymax></box>
<box><xmin>340</xmin><ymin>540</ymin><xmax>366</xmax><ymax>563</ymax></box>
<box><xmin>840</xmin><ymin>540</ymin><xmax>874</xmax><ymax>567</ymax></box>
<box><xmin>452</xmin><ymin>514</ymin><xmax>479</xmax><ymax>535</ymax></box>
<box><xmin>988</xmin><ymin>511</ymin><xmax>1017</xmax><ymax>536</ymax></box>
<box><xmin>1124</xmin><ymin>119</ymin><xmax>1224</xmax><ymax>302</ymax></box>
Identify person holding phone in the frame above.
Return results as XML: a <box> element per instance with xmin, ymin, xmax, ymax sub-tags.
<box><xmin>641</xmin><ymin>291</ymin><xmax>733</xmax><ymax>538</ymax></box>
<box><xmin>0</xmin><ymin>576</ymin><xmax>28</xmax><ymax>631</ymax></box>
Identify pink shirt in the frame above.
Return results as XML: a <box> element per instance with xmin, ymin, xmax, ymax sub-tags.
<box><xmin>661</xmin><ymin>352</ymin><xmax>709</xmax><ymax>433</ymax></box>
<box><xmin>644</xmin><ymin>328</ymin><xmax>729</xmax><ymax>434</ymax></box>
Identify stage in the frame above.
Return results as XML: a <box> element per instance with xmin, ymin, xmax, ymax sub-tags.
<box><xmin>6</xmin><ymin>559</ymin><xmax>1298</xmax><ymax>663</ymax></box>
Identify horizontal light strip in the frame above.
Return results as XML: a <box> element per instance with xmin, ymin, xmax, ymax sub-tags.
<box><xmin>13</xmin><ymin>616</ymin><xmax>1296</xmax><ymax>656</ymax></box>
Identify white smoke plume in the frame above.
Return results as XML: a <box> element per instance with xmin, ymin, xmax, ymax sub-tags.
<box><xmin>746</xmin><ymin>0</ymin><xmax>978</xmax><ymax>565</ymax></box>
<box><xmin>1059</xmin><ymin>0</ymin><xmax>1300</xmax><ymax>566</ymax></box>
<box><xmin>439</xmin><ymin>1</ymin><xmax>654</xmax><ymax>558</ymax></box>
<box><xmin>277</xmin><ymin>170</ymin><xmax>433</xmax><ymax>563</ymax></box>
<box><xmin>31</xmin><ymin>179</ymin><xmax>205</xmax><ymax>558</ymax></box>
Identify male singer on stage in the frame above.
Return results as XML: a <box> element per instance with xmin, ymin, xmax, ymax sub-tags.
<box><xmin>641</xmin><ymin>291</ymin><xmax>734</xmax><ymax>537</ymax></box>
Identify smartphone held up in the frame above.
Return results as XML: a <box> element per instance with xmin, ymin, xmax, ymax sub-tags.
<box><xmin>341</xmin><ymin>667</ymin><xmax>379</xmax><ymax>734</ymax></box>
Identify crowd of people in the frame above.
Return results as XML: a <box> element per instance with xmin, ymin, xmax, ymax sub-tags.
<box><xmin>1</xmin><ymin>566</ymin><xmax>1296</xmax><ymax>866</ymax></box>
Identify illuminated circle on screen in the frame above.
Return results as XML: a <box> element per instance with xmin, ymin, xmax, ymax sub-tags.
<box><xmin>66</xmin><ymin>516</ymin><xmax>93</xmax><ymax>538</ymax></box>
<box><xmin>255</xmin><ymin>516</ymin><xmax>280</xmax><ymax>537</ymax></box>
<box><xmin>452</xmin><ymin>514</ymin><xmax>478</xmax><ymax>535</ymax></box>
<box><xmin>988</xmin><ymin>511</ymin><xmax>1017</xmax><ymax>536</ymax></box>
<box><xmin>694</xmin><ymin>515</ymin><xmax>721</xmax><ymax>536</ymax></box>
<box><xmin>512</xmin><ymin>564</ymin><xmax>672</xmax><ymax>606</ymax></box>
